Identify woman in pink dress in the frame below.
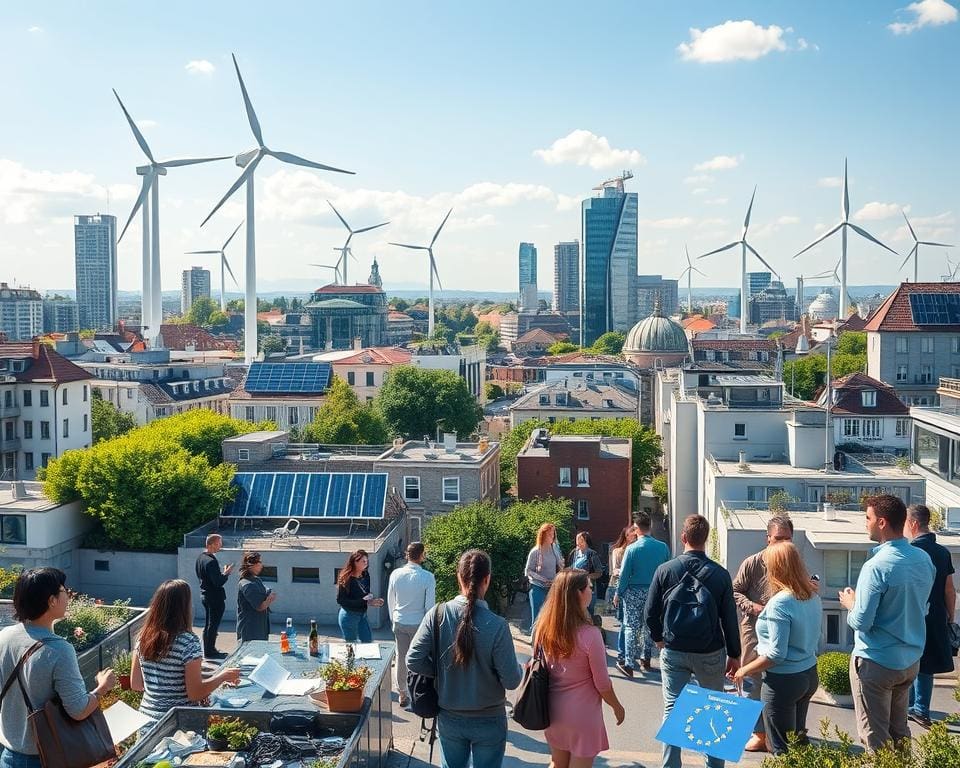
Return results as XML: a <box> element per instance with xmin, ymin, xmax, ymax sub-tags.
<box><xmin>534</xmin><ymin>568</ymin><xmax>625</xmax><ymax>767</ymax></box>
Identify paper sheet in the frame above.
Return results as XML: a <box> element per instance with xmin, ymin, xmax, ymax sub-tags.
<box><xmin>247</xmin><ymin>654</ymin><xmax>319</xmax><ymax>695</ymax></box>
<box><xmin>328</xmin><ymin>642</ymin><xmax>381</xmax><ymax>661</ymax></box>
<box><xmin>102</xmin><ymin>700</ymin><xmax>152</xmax><ymax>744</ymax></box>
<box><xmin>239</xmin><ymin>655</ymin><xmax>265</xmax><ymax>667</ymax></box>
<box><xmin>276</xmin><ymin>677</ymin><xmax>320</xmax><ymax>695</ymax></box>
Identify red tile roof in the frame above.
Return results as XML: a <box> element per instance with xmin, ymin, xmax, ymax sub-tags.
<box><xmin>515</xmin><ymin>328</ymin><xmax>561</xmax><ymax>344</ymax></box>
<box><xmin>838</xmin><ymin>314</ymin><xmax>869</xmax><ymax>332</ymax></box>
<box><xmin>817</xmin><ymin>372</ymin><xmax>909</xmax><ymax>416</ymax></box>
<box><xmin>863</xmin><ymin>282</ymin><xmax>960</xmax><ymax>332</ymax></box>
<box><xmin>691</xmin><ymin>339</ymin><xmax>777</xmax><ymax>351</ymax></box>
<box><xmin>159</xmin><ymin>324</ymin><xmax>238</xmax><ymax>351</ymax></box>
<box><xmin>388</xmin><ymin>311</ymin><xmax>413</xmax><ymax>321</ymax></box>
<box><xmin>330</xmin><ymin>347</ymin><xmax>412</xmax><ymax>366</ymax></box>
<box><xmin>7</xmin><ymin>343</ymin><xmax>93</xmax><ymax>384</ymax></box>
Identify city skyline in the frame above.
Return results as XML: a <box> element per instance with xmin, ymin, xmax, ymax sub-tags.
<box><xmin>1</xmin><ymin>2</ymin><xmax>957</xmax><ymax>295</ymax></box>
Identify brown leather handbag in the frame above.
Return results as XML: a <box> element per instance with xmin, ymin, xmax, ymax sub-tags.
<box><xmin>0</xmin><ymin>640</ymin><xmax>116</xmax><ymax>768</ymax></box>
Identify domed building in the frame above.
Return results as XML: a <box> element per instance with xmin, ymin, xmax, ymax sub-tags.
<box><xmin>623</xmin><ymin>298</ymin><xmax>690</xmax><ymax>366</ymax></box>
<box><xmin>808</xmin><ymin>291</ymin><xmax>839</xmax><ymax>322</ymax></box>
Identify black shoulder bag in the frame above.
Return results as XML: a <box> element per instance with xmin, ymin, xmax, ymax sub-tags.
<box><xmin>406</xmin><ymin>603</ymin><xmax>443</xmax><ymax>762</ymax></box>
<box><xmin>512</xmin><ymin>643</ymin><xmax>550</xmax><ymax>730</ymax></box>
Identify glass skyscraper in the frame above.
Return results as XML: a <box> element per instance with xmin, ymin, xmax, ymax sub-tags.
<box><xmin>74</xmin><ymin>214</ymin><xmax>117</xmax><ymax>331</ymax></box>
<box><xmin>518</xmin><ymin>242</ymin><xmax>538</xmax><ymax>310</ymax></box>
<box><xmin>580</xmin><ymin>186</ymin><xmax>638</xmax><ymax>346</ymax></box>
<box><xmin>553</xmin><ymin>240</ymin><xmax>579</xmax><ymax>313</ymax></box>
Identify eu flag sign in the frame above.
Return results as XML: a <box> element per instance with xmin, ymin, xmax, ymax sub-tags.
<box><xmin>656</xmin><ymin>684</ymin><xmax>765</xmax><ymax>763</ymax></box>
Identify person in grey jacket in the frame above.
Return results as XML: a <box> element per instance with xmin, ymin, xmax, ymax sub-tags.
<box><xmin>407</xmin><ymin>549</ymin><xmax>522</xmax><ymax>768</ymax></box>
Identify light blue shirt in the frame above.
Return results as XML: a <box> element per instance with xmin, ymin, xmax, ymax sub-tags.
<box><xmin>616</xmin><ymin>535</ymin><xmax>670</xmax><ymax>595</ymax></box>
<box><xmin>847</xmin><ymin>538</ymin><xmax>936</xmax><ymax>670</ymax></box>
<box><xmin>387</xmin><ymin>562</ymin><xmax>436</xmax><ymax>628</ymax></box>
<box><xmin>756</xmin><ymin>591</ymin><xmax>822</xmax><ymax>675</ymax></box>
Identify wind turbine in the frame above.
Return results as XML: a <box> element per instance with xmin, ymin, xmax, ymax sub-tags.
<box><xmin>677</xmin><ymin>245</ymin><xmax>706</xmax><ymax>314</ymax></box>
<box><xmin>898</xmin><ymin>211</ymin><xmax>953</xmax><ymax>283</ymax></box>
<box><xmin>113</xmin><ymin>89</ymin><xmax>229</xmax><ymax>347</ymax></box>
<box><xmin>310</xmin><ymin>262</ymin><xmax>341</xmax><ymax>285</ymax></box>
<box><xmin>698</xmin><ymin>187</ymin><xmax>778</xmax><ymax>334</ymax></box>
<box><xmin>184</xmin><ymin>221</ymin><xmax>243</xmax><ymax>311</ymax></box>
<box><xmin>201</xmin><ymin>53</ymin><xmax>354</xmax><ymax>364</ymax></box>
<box><xmin>796</xmin><ymin>262</ymin><xmax>839</xmax><ymax>318</ymax></box>
<box><xmin>327</xmin><ymin>201</ymin><xmax>389</xmax><ymax>286</ymax></box>
<box><xmin>793</xmin><ymin>159</ymin><xmax>897</xmax><ymax>318</ymax></box>
<box><xmin>943</xmin><ymin>254</ymin><xmax>960</xmax><ymax>282</ymax></box>
<box><xmin>389</xmin><ymin>209</ymin><xmax>453</xmax><ymax>337</ymax></box>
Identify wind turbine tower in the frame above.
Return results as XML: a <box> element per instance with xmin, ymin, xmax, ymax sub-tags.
<box><xmin>899</xmin><ymin>211</ymin><xmax>953</xmax><ymax>282</ymax></box>
<box><xmin>390</xmin><ymin>209</ymin><xmax>453</xmax><ymax>338</ymax></box>
<box><xmin>327</xmin><ymin>201</ymin><xmax>389</xmax><ymax>286</ymax></box>
<box><xmin>677</xmin><ymin>245</ymin><xmax>706</xmax><ymax>314</ymax></box>
<box><xmin>184</xmin><ymin>221</ymin><xmax>243</xmax><ymax>311</ymax></box>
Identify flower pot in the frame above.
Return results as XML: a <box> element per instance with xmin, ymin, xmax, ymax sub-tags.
<box><xmin>206</xmin><ymin>736</ymin><xmax>229</xmax><ymax>751</ymax></box>
<box><xmin>118</xmin><ymin>674</ymin><xmax>131</xmax><ymax>691</ymax></box>
<box><xmin>325</xmin><ymin>687</ymin><xmax>364</xmax><ymax>713</ymax></box>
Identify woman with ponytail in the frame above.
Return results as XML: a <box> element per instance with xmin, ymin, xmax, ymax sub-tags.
<box><xmin>406</xmin><ymin>549</ymin><xmax>522</xmax><ymax>768</ymax></box>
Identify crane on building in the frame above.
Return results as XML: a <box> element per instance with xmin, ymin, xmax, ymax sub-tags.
<box><xmin>593</xmin><ymin>170</ymin><xmax>634</xmax><ymax>193</ymax></box>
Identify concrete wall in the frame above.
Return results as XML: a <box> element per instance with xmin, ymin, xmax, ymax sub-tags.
<box><xmin>869</xmin><ymin>330</ymin><xmax>958</xmax><ymax>404</ymax></box>
<box><xmin>75</xmin><ymin>549</ymin><xmax>179</xmax><ymax>606</ymax></box>
<box><xmin>668</xmin><ymin>396</ymin><xmax>698</xmax><ymax>554</ymax></box>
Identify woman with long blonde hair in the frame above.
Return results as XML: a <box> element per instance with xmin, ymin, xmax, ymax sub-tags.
<box><xmin>534</xmin><ymin>569</ymin><xmax>625</xmax><ymax>768</ymax></box>
<box><xmin>524</xmin><ymin>522</ymin><xmax>564</xmax><ymax>631</ymax></box>
<box><xmin>733</xmin><ymin>542</ymin><xmax>822</xmax><ymax>755</ymax></box>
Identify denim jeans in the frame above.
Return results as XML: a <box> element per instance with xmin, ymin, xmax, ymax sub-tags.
<box><xmin>338</xmin><ymin>608</ymin><xmax>372</xmax><ymax>643</ymax></box>
<box><xmin>529</xmin><ymin>583</ymin><xmax>549</xmax><ymax>631</ymax></box>
<box><xmin>0</xmin><ymin>749</ymin><xmax>42</xmax><ymax>768</ymax></box>
<box><xmin>622</xmin><ymin>586</ymin><xmax>652</xmax><ymax>666</ymax></box>
<box><xmin>660</xmin><ymin>647</ymin><xmax>728</xmax><ymax>768</ymax></box>
<box><xmin>612</xmin><ymin>591</ymin><xmax>625</xmax><ymax>661</ymax></box>
<box><xmin>437</xmin><ymin>710</ymin><xmax>507</xmax><ymax>768</ymax></box>
<box><xmin>908</xmin><ymin>672</ymin><xmax>934</xmax><ymax>719</ymax></box>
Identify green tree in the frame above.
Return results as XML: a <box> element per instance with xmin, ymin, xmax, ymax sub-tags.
<box><xmin>651</xmin><ymin>473</ymin><xmax>669</xmax><ymax>505</ymax></box>
<box><xmin>423</xmin><ymin>498</ymin><xmax>574</xmax><ymax>614</ymax></box>
<box><xmin>390</xmin><ymin>298</ymin><xmax>410</xmax><ymax>312</ymax></box>
<box><xmin>260</xmin><ymin>334</ymin><xmax>286</xmax><ymax>355</ymax></box>
<box><xmin>783</xmin><ymin>333</ymin><xmax>867</xmax><ymax>400</ymax></box>
<box><xmin>547</xmin><ymin>341</ymin><xmax>580</xmax><ymax>355</ymax></box>
<box><xmin>138</xmin><ymin>410</ymin><xmax>267</xmax><ymax>466</ymax></box>
<box><xmin>185</xmin><ymin>296</ymin><xmax>218</xmax><ymax>327</ymax></box>
<box><xmin>484</xmin><ymin>382</ymin><xmax>504</xmax><ymax>401</ymax></box>
<box><xmin>90</xmin><ymin>391</ymin><xmax>136</xmax><ymax>444</ymax></box>
<box><xmin>431</xmin><ymin>322</ymin><xmax>456</xmax><ymax>345</ymax></box>
<box><xmin>226</xmin><ymin>298</ymin><xmax>244</xmax><ymax>312</ymax></box>
<box><xmin>290</xmin><ymin>297</ymin><xmax>304</xmax><ymax>312</ymax></box>
<box><xmin>208</xmin><ymin>310</ymin><xmax>229</xmax><ymax>328</ymax></box>
<box><xmin>302</xmin><ymin>377</ymin><xmax>390</xmax><ymax>445</ymax></box>
<box><xmin>589</xmin><ymin>331</ymin><xmax>626</xmax><ymax>355</ymax></box>
<box><xmin>474</xmin><ymin>321</ymin><xmax>494</xmax><ymax>336</ymax></box>
<box><xmin>835</xmin><ymin>330</ymin><xmax>866</xmax><ymax>356</ymax></box>
<box><xmin>377</xmin><ymin>366</ymin><xmax>482</xmax><ymax>439</ymax></box>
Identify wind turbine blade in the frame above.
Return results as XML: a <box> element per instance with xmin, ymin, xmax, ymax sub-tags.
<box><xmin>743</xmin><ymin>185</ymin><xmax>757</xmax><ymax>234</ymax></box>
<box><xmin>793</xmin><ymin>222</ymin><xmax>843</xmax><ymax>258</ymax></box>
<box><xmin>430</xmin><ymin>208</ymin><xmax>453</xmax><ymax>247</ymax></box>
<box><xmin>223</xmin><ymin>254</ymin><xmax>238</xmax><ymax>286</ymax></box>
<box><xmin>898</xmin><ymin>246</ymin><xmax>916</xmax><ymax>271</ymax></box>
<box><xmin>919</xmin><ymin>240</ymin><xmax>954</xmax><ymax>248</ymax></box>
<box><xmin>685</xmin><ymin>244</ymin><xmax>692</xmax><ymax>269</ymax></box>
<box><xmin>848</xmin><ymin>223</ymin><xmax>898</xmax><ymax>255</ymax></box>
<box><xmin>389</xmin><ymin>242</ymin><xmax>429</xmax><ymax>251</ymax></box>
<box><xmin>184</xmin><ymin>250</ymin><xmax>222</xmax><ymax>255</ymax></box>
<box><xmin>327</xmin><ymin>201</ymin><xmax>351</xmax><ymax>231</ymax></box>
<box><xmin>271</xmin><ymin>150</ymin><xmax>354</xmax><ymax>174</ymax></box>
<box><xmin>693</xmin><ymin>267</ymin><xmax>708</xmax><ymax>277</ymax></box>
<box><xmin>353</xmin><ymin>221</ymin><xmax>389</xmax><ymax>234</ymax></box>
<box><xmin>430</xmin><ymin>251</ymin><xmax>443</xmax><ymax>291</ymax></box>
<box><xmin>745</xmin><ymin>242</ymin><xmax>780</xmax><ymax>279</ymax></box>
<box><xmin>697</xmin><ymin>241</ymin><xmax>740</xmax><ymax>259</ymax></box>
<box><xmin>159</xmin><ymin>156</ymin><xmax>232</xmax><ymax>168</ymax></box>
<box><xmin>677</xmin><ymin>267</ymin><xmax>691</xmax><ymax>280</ymax></box>
<box><xmin>112</xmin><ymin>89</ymin><xmax>154</xmax><ymax>164</ymax></box>
<box><xmin>902</xmin><ymin>210</ymin><xmax>918</xmax><ymax>242</ymax></box>
<box><xmin>222</xmin><ymin>221</ymin><xmax>244</xmax><ymax>250</ymax></box>
<box><xmin>842</xmin><ymin>158</ymin><xmax>850</xmax><ymax>222</ymax></box>
<box><xmin>118</xmin><ymin>173</ymin><xmax>152</xmax><ymax>242</ymax></box>
<box><xmin>232</xmin><ymin>53</ymin><xmax>264</xmax><ymax>147</ymax></box>
<box><xmin>201</xmin><ymin>154</ymin><xmax>261</xmax><ymax>227</ymax></box>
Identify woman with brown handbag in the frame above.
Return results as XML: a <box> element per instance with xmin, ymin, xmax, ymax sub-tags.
<box><xmin>0</xmin><ymin>568</ymin><xmax>115</xmax><ymax>768</ymax></box>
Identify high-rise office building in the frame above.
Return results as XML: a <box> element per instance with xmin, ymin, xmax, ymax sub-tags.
<box><xmin>636</xmin><ymin>275</ymin><xmax>680</xmax><ymax>319</ymax></box>
<box><xmin>181</xmin><ymin>266</ymin><xmax>212</xmax><ymax>314</ymax></box>
<box><xmin>747</xmin><ymin>271</ymin><xmax>772</xmax><ymax>296</ymax></box>
<box><xmin>518</xmin><ymin>242</ymin><xmax>538</xmax><ymax>311</ymax></box>
<box><xmin>580</xmin><ymin>179</ymin><xmax>638</xmax><ymax>346</ymax></box>
<box><xmin>748</xmin><ymin>280</ymin><xmax>796</xmax><ymax>324</ymax></box>
<box><xmin>0</xmin><ymin>283</ymin><xmax>43</xmax><ymax>341</ymax></box>
<box><xmin>553</xmin><ymin>240</ymin><xmax>579</xmax><ymax>314</ymax></box>
<box><xmin>74</xmin><ymin>214</ymin><xmax>117</xmax><ymax>331</ymax></box>
<box><xmin>42</xmin><ymin>296</ymin><xmax>79</xmax><ymax>334</ymax></box>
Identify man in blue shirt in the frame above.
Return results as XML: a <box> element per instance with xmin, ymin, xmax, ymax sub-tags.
<box><xmin>839</xmin><ymin>494</ymin><xmax>935</xmax><ymax>751</ymax></box>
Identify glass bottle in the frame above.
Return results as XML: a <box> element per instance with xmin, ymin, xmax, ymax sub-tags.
<box><xmin>286</xmin><ymin>617</ymin><xmax>297</xmax><ymax>651</ymax></box>
<box><xmin>309</xmin><ymin>620</ymin><xmax>319</xmax><ymax>657</ymax></box>
<box><xmin>280</xmin><ymin>631</ymin><xmax>290</xmax><ymax>654</ymax></box>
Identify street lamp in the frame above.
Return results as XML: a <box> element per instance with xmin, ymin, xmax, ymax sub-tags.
<box><xmin>823</xmin><ymin>336</ymin><xmax>835</xmax><ymax>474</ymax></box>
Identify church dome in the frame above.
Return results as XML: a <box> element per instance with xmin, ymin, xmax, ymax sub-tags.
<box><xmin>808</xmin><ymin>291</ymin><xmax>838</xmax><ymax>321</ymax></box>
<box><xmin>624</xmin><ymin>301</ymin><xmax>689</xmax><ymax>354</ymax></box>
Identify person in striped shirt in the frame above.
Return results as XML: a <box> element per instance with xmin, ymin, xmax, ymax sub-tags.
<box><xmin>131</xmin><ymin>580</ymin><xmax>240</xmax><ymax>722</ymax></box>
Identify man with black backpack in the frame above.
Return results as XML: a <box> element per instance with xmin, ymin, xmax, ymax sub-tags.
<box><xmin>644</xmin><ymin>515</ymin><xmax>741</xmax><ymax>768</ymax></box>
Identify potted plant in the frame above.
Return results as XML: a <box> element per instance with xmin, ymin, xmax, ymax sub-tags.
<box><xmin>319</xmin><ymin>644</ymin><xmax>373</xmax><ymax>713</ymax></box>
<box><xmin>813</xmin><ymin>651</ymin><xmax>853</xmax><ymax>708</ymax></box>
<box><xmin>206</xmin><ymin>715</ymin><xmax>257</xmax><ymax>751</ymax></box>
<box><xmin>112</xmin><ymin>650</ymin><xmax>133</xmax><ymax>690</ymax></box>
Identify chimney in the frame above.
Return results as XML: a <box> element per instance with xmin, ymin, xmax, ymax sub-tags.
<box><xmin>32</xmin><ymin>337</ymin><xmax>40</xmax><ymax>359</ymax></box>
<box><xmin>353</xmin><ymin>337</ymin><xmax>362</xmax><ymax>351</ymax></box>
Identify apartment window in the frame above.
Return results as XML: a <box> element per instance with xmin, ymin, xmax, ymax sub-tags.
<box><xmin>40</xmin><ymin>421</ymin><xmax>50</xmax><ymax>440</ymax></box>
<box><xmin>259</xmin><ymin>565</ymin><xmax>278</xmax><ymax>582</ymax></box>
<box><xmin>245</xmin><ymin>406</ymin><xmax>255</xmax><ymax>422</ymax></box>
<box><xmin>94</xmin><ymin>560</ymin><xmax>110</xmax><ymax>572</ymax></box>
<box><xmin>62</xmin><ymin>388</ymin><xmax>68</xmax><ymax>405</ymax></box>
<box><xmin>288</xmin><ymin>407</ymin><xmax>299</xmax><ymax>425</ymax></box>
<box><xmin>705</xmin><ymin>350</ymin><xmax>716</xmax><ymax>362</ymax></box>
<box><xmin>237</xmin><ymin>449</ymin><xmax>250</xmax><ymax>462</ymax></box>
<box><xmin>41</xmin><ymin>453</ymin><xmax>50</xmax><ymax>468</ymax></box>
<box><xmin>2</xmin><ymin>391</ymin><xmax>10</xmax><ymax>409</ymax></box>
<box><xmin>921</xmin><ymin>337</ymin><xmax>935</xmax><ymax>354</ymax></box>
<box><xmin>895</xmin><ymin>336</ymin><xmax>908</xmax><ymax>354</ymax></box>
<box><xmin>4</xmin><ymin>423</ymin><xmax>12</xmax><ymax>441</ymax></box>
<box><xmin>292</xmin><ymin>567</ymin><xmax>320</xmax><ymax>584</ymax></box>
<box><xmin>403</xmin><ymin>476</ymin><xmax>421</xmax><ymax>502</ymax></box>
<box><xmin>896</xmin><ymin>364</ymin><xmax>908</xmax><ymax>382</ymax></box>
<box><xmin>62</xmin><ymin>419</ymin><xmax>69</xmax><ymax>439</ymax></box>
<box><xmin>126</xmin><ymin>388</ymin><xmax>134</xmax><ymax>399</ymax></box>
<box><xmin>442</xmin><ymin>477</ymin><xmax>460</xmax><ymax>503</ymax></box>
<box><xmin>861</xmin><ymin>390</ymin><xmax>876</xmax><ymax>407</ymax></box>
<box><xmin>734</xmin><ymin>423</ymin><xmax>746</xmax><ymax>438</ymax></box>
<box><xmin>747</xmin><ymin>486</ymin><xmax>785</xmax><ymax>502</ymax></box>
<box><xmin>862</xmin><ymin>419</ymin><xmax>881</xmax><ymax>440</ymax></box>
<box><xmin>83</xmin><ymin>385</ymin><xmax>88</xmax><ymax>402</ymax></box>
<box><xmin>577</xmin><ymin>467</ymin><xmax>590</xmax><ymax>486</ymax></box>
<box><xmin>825</xmin><ymin>611</ymin><xmax>842</xmax><ymax>647</ymax></box>
<box><xmin>842</xmin><ymin>419</ymin><xmax>860</xmax><ymax>437</ymax></box>
<box><xmin>23</xmin><ymin>421</ymin><xmax>32</xmax><ymax>440</ymax></box>
<box><xmin>24</xmin><ymin>453</ymin><xmax>33</xmax><ymax>471</ymax></box>
<box><xmin>265</xmin><ymin>406</ymin><xmax>277</xmax><ymax>423</ymax></box>
<box><xmin>920</xmin><ymin>365</ymin><xmax>933</xmax><ymax>384</ymax></box>
<box><xmin>22</xmin><ymin>390</ymin><xmax>31</xmax><ymax>407</ymax></box>
<box><xmin>558</xmin><ymin>467</ymin><xmax>572</xmax><ymax>487</ymax></box>
<box><xmin>365</xmin><ymin>371</ymin><xmax>375</xmax><ymax>387</ymax></box>
<box><xmin>953</xmin><ymin>337</ymin><xmax>960</xmax><ymax>354</ymax></box>
<box><xmin>577</xmin><ymin>499</ymin><xmax>590</xmax><ymax>520</ymax></box>
<box><xmin>39</xmin><ymin>391</ymin><xmax>48</xmax><ymax>407</ymax></box>
<box><xmin>347</xmin><ymin>371</ymin><xmax>355</xmax><ymax>385</ymax></box>
<box><xmin>895</xmin><ymin>418</ymin><xmax>910</xmax><ymax>437</ymax></box>
<box><xmin>539</xmin><ymin>394</ymin><xmax>550</xmax><ymax>405</ymax></box>
<box><xmin>83</xmin><ymin>414</ymin><xmax>88</xmax><ymax>433</ymax></box>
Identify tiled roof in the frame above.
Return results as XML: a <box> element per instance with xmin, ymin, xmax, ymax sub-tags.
<box><xmin>330</xmin><ymin>347</ymin><xmax>412</xmax><ymax>366</ymax></box>
<box><xmin>140</xmin><ymin>379</ymin><xmax>233</xmax><ymax>405</ymax></box>
<box><xmin>863</xmin><ymin>282</ymin><xmax>960</xmax><ymax>332</ymax></box>
<box><xmin>0</xmin><ymin>343</ymin><xmax>34</xmax><ymax>359</ymax></box>
<box><xmin>838</xmin><ymin>314</ymin><xmax>869</xmax><ymax>332</ymax></box>
<box><xmin>159</xmin><ymin>324</ymin><xmax>238</xmax><ymax>351</ymax></box>
<box><xmin>511</xmin><ymin>380</ymin><xmax>637</xmax><ymax>412</ymax></box>
<box><xmin>817</xmin><ymin>372</ymin><xmax>909</xmax><ymax>416</ymax></box>
<box><xmin>388</xmin><ymin>311</ymin><xmax>413</xmax><ymax>321</ymax></box>
<box><xmin>540</xmin><ymin>352</ymin><xmax>622</xmax><ymax>365</ymax></box>
<box><xmin>313</xmin><ymin>284</ymin><xmax>384</xmax><ymax>294</ymax></box>
<box><xmin>683</xmin><ymin>318</ymin><xmax>717</xmax><ymax>333</ymax></box>
<box><xmin>691</xmin><ymin>339</ymin><xmax>778</xmax><ymax>351</ymax></box>
<box><xmin>7</xmin><ymin>343</ymin><xmax>93</xmax><ymax>384</ymax></box>
<box><xmin>515</xmin><ymin>328</ymin><xmax>561</xmax><ymax>344</ymax></box>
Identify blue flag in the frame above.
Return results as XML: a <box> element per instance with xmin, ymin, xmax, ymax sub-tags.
<box><xmin>656</xmin><ymin>684</ymin><xmax>765</xmax><ymax>762</ymax></box>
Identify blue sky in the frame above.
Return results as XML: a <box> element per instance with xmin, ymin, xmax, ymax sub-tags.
<box><xmin>1</xmin><ymin>1</ymin><xmax>957</xmax><ymax>294</ymax></box>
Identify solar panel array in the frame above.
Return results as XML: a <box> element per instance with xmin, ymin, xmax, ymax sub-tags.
<box><xmin>223</xmin><ymin>472</ymin><xmax>388</xmax><ymax>519</ymax></box>
<box><xmin>244</xmin><ymin>362</ymin><xmax>332</xmax><ymax>394</ymax></box>
<box><xmin>909</xmin><ymin>293</ymin><xmax>960</xmax><ymax>325</ymax></box>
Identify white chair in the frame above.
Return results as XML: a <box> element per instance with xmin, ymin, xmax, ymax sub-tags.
<box><xmin>272</xmin><ymin>518</ymin><xmax>300</xmax><ymax>543</ymax></box>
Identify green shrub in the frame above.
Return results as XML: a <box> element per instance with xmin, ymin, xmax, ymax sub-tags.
<box><xmin>817</xmin><ymin>652</ymin><xmax>852</xmax><ymax>696</ymax></box>
<box><xmin>54</xmin><ymin>595</ymin><xmax>132</xmax><ymax>651</ymax></box>
<box><xmin>0</xmin><ymin>565</ymin><xmax>21</xmax><ymax>599</ymax></box>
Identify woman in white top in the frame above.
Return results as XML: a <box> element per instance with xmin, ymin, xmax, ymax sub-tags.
<box><xmin>607</xmin><ymin>525</ymin><xmax>639</xmax><ymax>667</ymax></box>
<box><xmin>525</xmin><ymin>523</ymin><xmax>564</xmax><ymax>631</ymax></box>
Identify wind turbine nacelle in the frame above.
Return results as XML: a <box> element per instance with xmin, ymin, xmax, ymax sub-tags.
<box><xmin>136</xmin><ymin>165</ymin><xmax>167</xmax><ymax>176</ymax></box>
<box><xmin>236</xmin><ymin>149</ymin><xmax>259</xmax><ymax>168</ymax></box>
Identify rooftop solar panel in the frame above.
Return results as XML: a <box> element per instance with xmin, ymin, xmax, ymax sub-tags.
<box><xmin>244</xmin><ymin>362</ymin><xmax>332</xmax><ymax>394</ymax></box>
<box><xmin>909</xmin><ymin>293</ymin><xmax>960</xmax><ymax>325</ymax></box>
<box><xmin>222</xmin><ymin>472</ymin><xmax>389</xmax><ymax>520</ymax></box>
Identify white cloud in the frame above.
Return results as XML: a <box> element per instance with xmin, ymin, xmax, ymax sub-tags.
<box><xmin>698</xmin><ymin>217</ymin><xmax>728</xmax><ymax>229</ymax></box>
<box><xmin>455</xmin><ymin>182</ymin><xmax>555</xmax><ymax>208</ymax></box>
<box><xmin>555</xmin><ymin>194</ymin><xmax>579</xmax><ymax>212</ymax></box>
<box><xmin>705</xmin><ymin>197</ymin><xmax>728</xmax><ymax>206</ymax></box>
<box><xmin>818</xmin><ymin>176</ymin><xmax>843</xmax><ymax>188</ymax></box>
<box><xmin>683</xmin><ymin>174</ymin><xmax>713</xmax><ymax>186</ymax></box>
<box><xmin>694</xmin><ymin>154</ymin><xmax>742</xmax><ymax>171</ymax></box>
<box><xmin>136</xmin><ymin>119</ymin><xmax>158</xmax><ymax>131</ymax></box>
<box><xmin>885</xmin><ymin>211</ymin><xmax>955</xmax><ymax>242</ymax></box>
<box><xmin>677</xmin><ymin>20</ymin><xmax>788</xmax><ymax>63</ymax></box>
<box><xmin>854</xmin><ymin>202</ymin><xmax>909</xmax><ymax>221</ymax></box>
<box><xmin>691</xmin><ymin>187</ymin><xmax>709</xmax><ymax>196</ymax></box>
<box><xmin>185</xmin><ymin>59</ymin><xmax>216</xmax><ymax>75</ymax></box>
<box><xmin>777</xmin><ymin>215</ymin><xmax>800</xmax><ymax>225</ymax></box>
<box><xmin>888</xmin><ymin>0</ymin><xmax>958</xmax><ymax>34</ymax></box>
<box><xmin>641</xmin><ymin>216</ymin><xmax>696</xmax><ymax>230</ymax></box>
<box><xmin>533</xmin><ymin>129</ymin><xmax>646</xmax><ymax>170</ymax></box>
<box><xmin>27</xmin><ymin>25</ymin><xmax>42</xmax><ymax>33</ymax></box>
<box><xmin>751</xmin><ymin>215</ymin><xmax>801</xmax><ymax>239</ymax></box>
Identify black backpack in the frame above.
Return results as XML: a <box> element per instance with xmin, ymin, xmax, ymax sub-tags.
<box><xmin>407</xmin><ymin>603</ymin><xmax>442</xmax><ymax>718</ymax></box>
<box><xmin>661</xmin><ymin>559</ymin><xmax>718</xmax><ymax>647</ymax></box>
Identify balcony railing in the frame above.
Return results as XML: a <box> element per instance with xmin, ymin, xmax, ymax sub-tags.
<box><xmin>720</xmin><ymin>499</ymin><xmax>862</xmax><ymax>515</ymax></box>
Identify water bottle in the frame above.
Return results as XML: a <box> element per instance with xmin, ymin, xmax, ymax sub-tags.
<box><xmin>286</xmin><ymin>617</ymin><xmax>297</xmax><ymax>651</ymax></box>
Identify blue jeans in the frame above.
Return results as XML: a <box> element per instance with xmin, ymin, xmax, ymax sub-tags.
<box><xmin>622</xmin><ymin>586</ymin><xmax>653</xmax><ymax>665</ymax></box>
<box><xmin>909</xmin><ymin>672</ymin><xmax>934</xmax><ymax>719</ymax></box>
<box><xmin>529</xmin><ymin>583</ymin><xmax>549</xmax><ymax>631</ymax></box>
<box><xmin>338</xmin><ymin>608</ymin><xmax>372</xmax><ymax>643</ymax></box>
<box><xmin>437</xmin><ymin>711</ymin><xmax>507</xmax><ymax>768</ymax></box>
<box><xmin>660</xmin><ymin>647</ymin><xmax>728</xmax><ymax>768</ymax></box>
<box><xmin>612</xmin><ymin>590</ymin><xmax>625</xmax><ymax>661</ymax></box>
<box><xmin>0</xmin><ymin>749</ymin><xmax>42</xmax><ymax>768</ymax></box>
